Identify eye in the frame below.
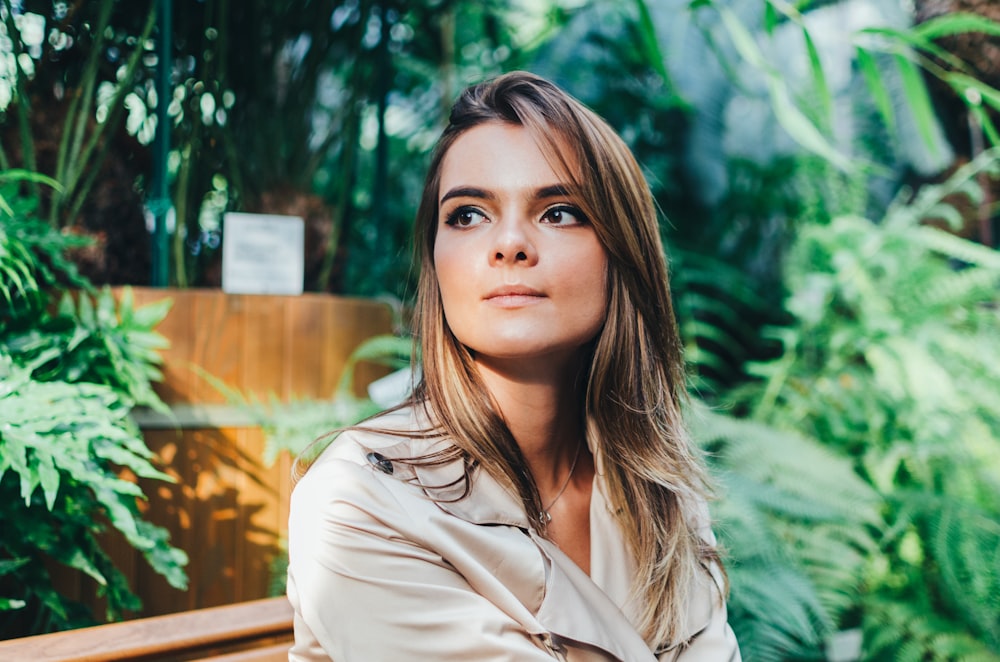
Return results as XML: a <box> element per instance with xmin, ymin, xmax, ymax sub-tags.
<box><xmin>444</xmin><ymin>207</ymin><xmax>488</xmax><ymax>227</ymax></box>
<box><xmin>541</xmin><ymin>205</ymin><xmax>587</xmax><ymax>226</ymax></box>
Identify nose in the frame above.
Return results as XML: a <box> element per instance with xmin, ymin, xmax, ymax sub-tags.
<box><xmin>491</xmin><ymin>220</ymin><xmax>538</xmax><ymax>266</ymax></box>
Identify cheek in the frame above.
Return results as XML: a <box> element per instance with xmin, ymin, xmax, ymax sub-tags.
<box><xmin>433</xmin><ymin>244</ymin><xmax>457</xmax><ymax>295</ymax></box>
<box><xmin>584</xmin><ymin>247</ymin><xmax>610</xmax><ymax>313</ymax></box>
<box><xmin>564</xmin><ymin>249</ymin><xmax>610</xmax><ymax>344</ymax></box>
<box><xmin>591</xmin><ymin>269</ymin><xmax>611</xmax><ymax>330</ymax></box>
<box><xmin>432</xmin><ymin>242</ymin><xmax>469</xmax><ymax>327</ymax></box>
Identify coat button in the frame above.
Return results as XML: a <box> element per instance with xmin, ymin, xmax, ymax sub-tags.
<box><xmin>365</xmin><ymin>452</ymin><xmax>393</xmax><ymax>475</ymax></box>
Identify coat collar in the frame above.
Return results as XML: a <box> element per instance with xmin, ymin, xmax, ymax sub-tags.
<box><xmin>405</xmin><ymin>456</ymin><xmax>654</xmax><ymax>660</ymax></box>
<box><xmin>412</xmin><ymin>448</ymin><xmax>532</xmax><ymax>529</ymax></box>
<box><xmin>354</xmin><ymin>407</ymin><xmax>716</xmax><ymax>660</ymax></box>
<box><xmin>402</xmin><ymin>437</ymin><xmax>659</xmax><ymax>661</ymax></box>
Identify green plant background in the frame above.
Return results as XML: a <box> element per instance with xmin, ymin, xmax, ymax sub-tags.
<box><xmin>2</xmin><ymin>0</ymin><xmax>1000</xmax><ymax>659</ymax></box>
<box><xmin>0</xmin><ymin>171</ymin><xmax>188</xmax><ymax>635</ymax></box>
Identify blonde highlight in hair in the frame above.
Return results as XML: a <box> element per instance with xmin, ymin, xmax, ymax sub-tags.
<box><xmin>407</xmin><ymin>71</ymin><xmax>722</xmax><ymax>648</ymax></box>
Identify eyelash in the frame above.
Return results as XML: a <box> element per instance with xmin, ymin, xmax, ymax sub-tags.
<box><xmin>442</xmin><ymin>205</ymin><xmax>588</xmax><ymax>227</ymax></box>
<box><xmin>542</xmin><ymin>205</ymin><xmax>588</xmax><ymax>225</ymax></box>
<box><xmin>443</xmin><ymin>206</ymin><xmax>487</xmax><ymax>227</ymax></box>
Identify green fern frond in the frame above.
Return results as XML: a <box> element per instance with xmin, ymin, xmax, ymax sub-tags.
<box><xmin>670</xmin><ymin>248</ymin><xmax>780</xmax><ymax>392</ymax></box>
<box><xmin>911</xmin><ymin>225</ymin><xmax>1000</xmax><ymax>269</ymax></box>
<box><xmin>692</xmin><ymin>404</ymin><xmax>880</xmax><ymax>521</ymax></box>
<box><xmin>688</xmin><ymin>402</ymin><xmax>880</xmax><ymax>659</ymax></box>
<box><xmin>917</xmin><ymin>266</ymin><xmax>1000</xmax><ymax>310</ymax></box>
<box><xmin>885</xmin><ymin>149</ymin><xmax>1000</xmax><ymax>228</ymax></box>
<box><xmin>928</xmin><ymin>504</ymin><xmax>1000</xmax><ymax>647</ymax></box>
<box><xmin>727</xmin><ymin>562</ymin><xmax>831</xmax><ymax>658</ymax></box>
<box><xmin>864</xmin><ymin>595</ymin><xmax>1000</xmax><ymax>662</ymax></box>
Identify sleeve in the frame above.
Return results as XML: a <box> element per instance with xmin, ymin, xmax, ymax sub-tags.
<box><xmin>286</xmin><ymin>458</ymin><xmax>559</xmax><ymax>662</ymax></box>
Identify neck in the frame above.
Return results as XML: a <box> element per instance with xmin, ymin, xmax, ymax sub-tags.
<box><xmin>473</xmin><ymin>353</ymin><xmax>586</xmax><ymax>492</ymax></box>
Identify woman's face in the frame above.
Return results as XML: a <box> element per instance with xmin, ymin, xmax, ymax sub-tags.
<box><xmin>433</xmin><ymin>122</ymin><xmax>609</xmax><ymax>368</ymax></box>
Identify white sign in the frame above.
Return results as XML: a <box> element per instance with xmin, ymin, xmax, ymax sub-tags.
<box><xmin>222</xmin><ymin>212</ymin><xmax>304</xmax><ymax>295</ymax></box>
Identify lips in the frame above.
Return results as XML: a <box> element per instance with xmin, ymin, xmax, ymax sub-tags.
<box><xmin>484</xmin><ymin>285</ymin><xmax>545</xmax><ymax>300</ymax></box>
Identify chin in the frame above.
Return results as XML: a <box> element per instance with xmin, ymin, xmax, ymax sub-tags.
<box><xmin>467</xmin><ymin>339</ymin><xmax>594</xmax><ymax>364</ymax></box>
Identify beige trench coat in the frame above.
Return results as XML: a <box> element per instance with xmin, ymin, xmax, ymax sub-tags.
<box><xmin>287</xmin><ymin>409</ymin><xmax>741</xmax><ymax>661</ymax></box>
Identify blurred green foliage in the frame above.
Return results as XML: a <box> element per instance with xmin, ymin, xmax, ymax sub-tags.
<box><xmin>0</xmin><ymin>173</ymin><xmax>187</xmax><ymax>636</ymax></box>
<box><xmin>2</xmin><ymin>0</ymin><xmax>1000</xmax><ymax>658</ymax></box>
<box><xmin>734</xmin><ymin>152</ymin><xmax>1000</xmax><ymax>659</ymax></box>
<box><xmin>724</xmin><ymin>153</ymin><xmax>1000</xmax><ymax>660</ymax></box>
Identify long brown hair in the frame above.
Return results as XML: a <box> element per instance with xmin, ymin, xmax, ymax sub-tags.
<box><xmin>406</xmin><ymin>71</ymin><xmax>718</xmax><ymax>648</ymax></box>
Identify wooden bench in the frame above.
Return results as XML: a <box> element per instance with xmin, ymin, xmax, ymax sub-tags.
<box><xmin>0</xmin><ymin>597</ymin><xmax>293</xmax><ymax>661</ymax></box>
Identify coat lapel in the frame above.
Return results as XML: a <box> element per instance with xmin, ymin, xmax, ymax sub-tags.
<box><xmin>360</xmin><ymin>414</ymin><xmax>708</xmax><ymax>661</ymax></box>
<box><xmin>414</xmin><ymin>452</ymin><xmax>658</xmax><ymax>662</ymax></box>
<box><xmin>531</xmin><ymin>532</ymin><xmax>658</xmax><ymax>661</ymax></box>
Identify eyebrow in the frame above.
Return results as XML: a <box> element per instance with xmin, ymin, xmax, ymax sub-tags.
<box><xmin>439</xmin><ymin>184</ymin><xmax>578</xmax><ymax>206</ymax></box>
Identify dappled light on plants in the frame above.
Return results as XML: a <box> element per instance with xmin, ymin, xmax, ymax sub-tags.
<box><xmin>734</xmin><ymin>152</ymin><xmax>1000</xmax><ymax>657</ymax></box>
<box><xmin>2</xmin><ymin>0</ymin><xmax>1000</xmax><ymax>656</ymax></box>
<box><xmin>0</xmin><ymin>177</ymin><xmax>187</xmax><ymax>636</ymax></box>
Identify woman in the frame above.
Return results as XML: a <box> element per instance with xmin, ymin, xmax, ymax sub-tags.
<box><xmin>287</xmin><ymin>71</ymin><xmax>741</xmax><ymax>661</ymax></box>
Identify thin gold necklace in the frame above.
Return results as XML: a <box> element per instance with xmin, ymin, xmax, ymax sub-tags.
<box><xmin>541</xmin><ymin>442</ymin><xmax>582</xmax><ymax>523</ymax></box>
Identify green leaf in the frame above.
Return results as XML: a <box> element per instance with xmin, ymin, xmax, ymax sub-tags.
<box><xmin>0</xmin><ymin>557</ymin><xmax>29</xmax><ymax>575</ymax></box>
<box><xmin>763</xmin><ymin>1</ymin><xmax>779</xmax><ymax>35</ymax></box>
<box><xmin>944</xmin><ymin>72</ymin><xmax>1000</xmax><ymax>114</ymax></box>
<box><xmin>95</xmin><ymin>287</ymin><xmax>117</xmax><ymax>327</ymax></box>
<box><xmin>77</xmin><ymin>292</ymin><xmax>96</xmax><ymax>328</ymax></box>
<box><xmin>767</xmin><ymin>0</ymin><xmax>833</xmax><ymax>130</ymax></box>
<box><xmin>893</xmin><ymin>53</ymin><xmax>940</xmax><ymax>158</ymax></box>
<box><xmin>335</xmin><ymin>334</ymin><xmax>413</xmax><ymax>395</ymax></box>
<box><xmin>913</xmin><ymin>12</ymin><xmax>1000</xmax><ymax>41</ymax></box>
<box><xmin>718</xmin><ymin>4</ymin><xmax>769</xmax><ymax>71</ymax></box>
<box><xmin>970</xmin><ymin>103</ymin><xmax>1000</xmax><ymax>147</ymax></box>
<box><xmin>130</xmin><ymin>294</ymin><xmax>173</xmax><ymax>330</ymax></box>
<box><xmin>767</xmin><ymin>79</ymin><xmax>851</xmax><ymax>171</ymax></box>
<box><xmin>58</xmin><ymin>548</ymin><xmax>107</xmax><ymax>587</ymax></box>
<box><xmin>633</xmin><ymin>0</ymin><xmax>671</xmax><ymax>86</ymax></box>
<box><xmin>856</xmin><ymin>47</ymin><xmax>897</xmax><ymax>137</ymax></box>
<box><xmin>36</xmin><ymin>453</ymin><xmax>60</xmax><ymax>511</ymax></box>
<box><xmin>857</xmin><ymin>26</ymin><xmax>967</xmax><ymax>72</ymax></box>
<box><xmin>134</xmin><ymin>521</ymin><xmax>189</xmax><ymax>590</ymax></box>
<box><xmin>802</xmin><ymin>28</ymin><xmax>833</xmax><ymax>130</ymax></box>
<box><xmin>0</xmin><ymin>169</ymin><xmax>62</xmax><ymax>190</ymax></box>
<box><xmin>711</xmin><ymin>4</ymin><xmax>851</xmax><ymax>170</ymax></box>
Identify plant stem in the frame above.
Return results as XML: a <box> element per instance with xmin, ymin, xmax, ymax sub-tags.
<box><xmin>49</xmin><ymin>90</ymin><xmax>81</xmax><ymax>226</ymax></box>
<box><xmin>64</xmin><ymin>3</ymin><xmax>157</xmax><ymax>228</ymax></box>
<box><xmin>316</xmin><ymin>62</ymin><xmax>364</xmax><ymax>293</ymax></box>
<box><xmin>173</xmin><ymin>142</ymin><xmax>195</xmax><ymax>288</ymax></box>
<box><xmin>2</xmin><ymin>0</ymin><xmax>38</xmax><ymax>200</ymax></box>
<box><xmin>58</xmin><ymin>0</ymin><xmax>114</xmax><ymax>227</ymax></box>
<box><xmin>214</xmin><ymin>0</ymin><xmax>247</xmax><ymax>206</ymax></box>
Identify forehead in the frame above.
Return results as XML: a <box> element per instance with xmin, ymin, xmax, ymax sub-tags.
<box><xmin>438</xmin><ymin>122</ymin><xmax>576</xmax><ymax>195</ymax></box>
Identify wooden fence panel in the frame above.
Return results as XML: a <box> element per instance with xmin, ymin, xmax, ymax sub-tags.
<box><xmin>89</xmin><ymin>289</ymin><xmax>394</xmax><ymax>620</ymax></box>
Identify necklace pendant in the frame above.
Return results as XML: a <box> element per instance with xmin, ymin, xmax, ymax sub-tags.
<box><xmin>539</xmin><ymin>441</ymin><xmax>583</xmax><ymax>526</ymax></box>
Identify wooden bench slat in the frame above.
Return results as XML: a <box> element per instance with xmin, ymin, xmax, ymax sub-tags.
<box><xmin>0</xmin><ymin>597</ymin><xmax>293</xmax><ymax>662</ymax></box>
<box><xmin>198</xmin><ymin>642</ymin><xmax>292</xmax><ymax>662</ymax></box>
